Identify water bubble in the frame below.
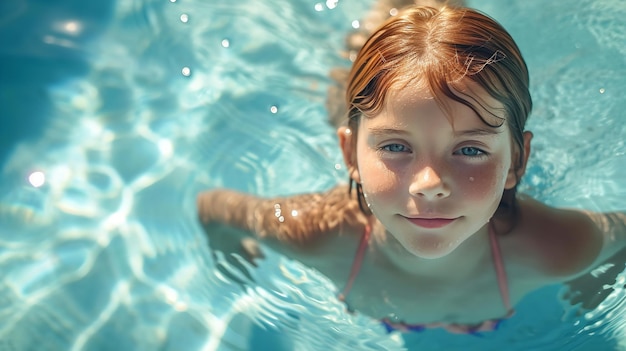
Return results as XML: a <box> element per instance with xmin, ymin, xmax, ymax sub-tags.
<box><xmin>351</xmin><ymin>20</ymin><xmax>360</xmax><ymax>29</ymax></box>
<box><xmin>28</xmin><ymin>171</ymin><xmax>46</xmax><ymax>188</ymax></box>
<box><xmin>221</xmin><ymin>39</ymin><xmax>230</xmax><ymax>48</ymax></box>
<box><xmin>389</xmin><ymin>8</ymin><xmax>399</xmax><ymax>16</ymax></box>
<box><xmin>181</xmin><ymin>67</ymin><xmax>191</xmax><ymax>76</ymax></box>
<box><xmin>314</xmin><ymin>3</ymin><xmax>324</xmax><ymax>11</ymax></box>
<box><xmin>180</xmin><ymin>14</ymin><xmax>189</xmax><ymax>23</ymax></box>
<box><xmin>349</xmin><ymin>51</ymin><xmax>357</xmax><ymax>62</ymax></box>
<box><xmin>599</xmin><ymin>88</ymin><xmax>606</xmax><ymax>94</ymax></box>
<box><xmin>270</xmin><ymin>105</ymin><xmax>278</xmax><ymax>114</ymax></box>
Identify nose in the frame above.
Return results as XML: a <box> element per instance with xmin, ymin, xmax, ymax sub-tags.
<box><xmin>409</xmin><ymin>166</ymin><xmax>451</xmax><ymax>200</ymax></box>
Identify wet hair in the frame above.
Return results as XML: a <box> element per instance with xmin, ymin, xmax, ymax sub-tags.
<box><xmin>345</xmin><ymin>6</ymin><xmax>532</xmax><ymax>229</ymax></box>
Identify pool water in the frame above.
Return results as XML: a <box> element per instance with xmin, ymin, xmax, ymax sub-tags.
<box><xmin>0</xmin><ymin>0</ymin><xmax>625</xmax><ymax>350</ymax></box>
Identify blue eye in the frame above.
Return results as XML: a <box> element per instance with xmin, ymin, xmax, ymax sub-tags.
<box><xmin>381</xmin><ymin>144</ymin><xmax>409</xmax><ymax>153</ymax></box>
<box><xmin>458</xmin><ymin>147</ymin><xmax>485</xmax><ymax>157</ymax></box>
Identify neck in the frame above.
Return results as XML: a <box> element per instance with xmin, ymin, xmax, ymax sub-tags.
<box><xmin>371</xmin><ymin>222</ymin><xmax>492</xmax><ymax>279</ymax></box>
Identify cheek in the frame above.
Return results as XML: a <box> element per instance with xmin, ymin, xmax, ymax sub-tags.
<box><xmin>357</xmin><ymin>155</ymin><xmax>396</xmax><ymax>193</ymax></box>
<box><xmin>355</xmin><ymin>148</ymin><xmax>403</xmax><ymax>203</ymax></box>
<box><xmin>455</xmin><ymin>162</ymin><xmax>509</xmax><ymax>201</ymax></box>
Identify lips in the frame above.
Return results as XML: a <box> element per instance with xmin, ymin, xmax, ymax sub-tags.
<box><xmin>403</xmin><ymin>216</ymin><xmax>458</xmax><ymax>229</ymax></box>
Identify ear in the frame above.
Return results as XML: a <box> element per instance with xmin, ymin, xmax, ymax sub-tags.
<box><xmin>505</xmin><ymin>131</ymin><xmax>533</xmax><ymax>189</ymax></box>
<box><xmin>337</xmin><ymin>126</ymin><xmax>361</xmax><ymax>183</ymax></box>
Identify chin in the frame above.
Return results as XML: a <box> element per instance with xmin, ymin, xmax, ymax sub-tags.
<box><xmin>402</xmin><ymin>236</ymin><xmax>462</xmax><ymax>259</ymax></box>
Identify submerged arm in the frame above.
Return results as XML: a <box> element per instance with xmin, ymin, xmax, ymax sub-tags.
<box><xmin>562</xmin><ymin>211</ymin><xmax>626</xmax><ymax>311</ymax></box>
<box><xmin>585</xmin><ymin>211</ymin><xmax>626</xmax><ymax>263</ymax></box>
<box><xmin>197</xmin><ymin>185</ymin><xmax>369</xmax><ymax>246</ymax></box>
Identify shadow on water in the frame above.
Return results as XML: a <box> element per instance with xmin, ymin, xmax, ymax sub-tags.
<box><xmin>0</xmin><ymin>0</ymin><xmax>114</xmax><ymax>168</ymax></box>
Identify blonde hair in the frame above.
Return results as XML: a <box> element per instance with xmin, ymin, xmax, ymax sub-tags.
<box><xmin>346</xmin><ymin>6</ymin><xmax>532</xmax><ymax>227</ymax></box>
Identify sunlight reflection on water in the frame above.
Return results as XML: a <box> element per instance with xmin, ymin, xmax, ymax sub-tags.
<box><xmin>0</xmin><ymin>0</ymin><xmax>624</xmax><ymax>350</ymax></box>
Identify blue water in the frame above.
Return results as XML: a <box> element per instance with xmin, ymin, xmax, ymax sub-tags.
<box><xmin>0</xmin><ymin>0</ymin><xmax>625</xmax><ymax>350</ymax></box>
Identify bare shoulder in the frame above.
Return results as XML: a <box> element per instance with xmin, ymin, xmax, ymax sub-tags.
<box><xmin>512</xmin><ymin>195</ymin><xmax>603</xmax><ymax>280</ymax></box>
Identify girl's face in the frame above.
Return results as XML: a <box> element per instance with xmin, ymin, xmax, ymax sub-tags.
<box><xmin>343</xmin><ymin>83</ymin><xmax>520</xmax><ymax>259</ymax></box>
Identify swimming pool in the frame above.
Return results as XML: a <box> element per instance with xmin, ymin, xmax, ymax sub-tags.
<box><xmin>1</xmin><ymin>0</ymin><xmax>625</xmax><ymax>350</ymax></box>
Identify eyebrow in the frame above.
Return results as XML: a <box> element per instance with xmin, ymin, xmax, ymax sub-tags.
<box><xmin>367</xmin><ymin>127</ymin><xmax>502</xmax><ymax>137</ymax></box>
<box><xmin>367</xmin><ymin>127</ymin><xmax>411</xmax><ymax>136</ymax></box>
<box><xmin>454</xmin><ymin>128</ymin><xmax>503</xmax><ymax>137</ymax></box>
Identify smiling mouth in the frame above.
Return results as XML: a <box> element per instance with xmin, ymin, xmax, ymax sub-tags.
<box><xmin>404</xmin><ymin>217</ymin><xmax>459</xmax><ymax>229</ymax></box>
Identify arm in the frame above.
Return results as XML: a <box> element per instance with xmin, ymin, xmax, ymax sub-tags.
<box><xmin>562</xmin><ymin>211</ymin><xmax>626</xmax><ymax>312</ymax></box>
<box><xmin>584</xmin><ymin>211</ymin><xmax>626</xmax><ymax>264</ymax></box>
<box><xmin>197</xmin><ymin>185</ymin><xmax>369</xmax><ymax>246</ymax></box>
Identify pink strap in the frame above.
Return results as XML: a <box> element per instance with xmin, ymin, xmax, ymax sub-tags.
<box><xmin>338</xmin><ymin>223</ymin><xmax>371</xmax><ymax>301</ymax></box>
<box><xmin>340</xmin><ymin>221</ymin><xmax>512</xmax><ymax>313</ymax></box>
<box><xmin>488</xmin><ymin>221</ymin><xmax>512</xmax><ymax>311</ymax></box>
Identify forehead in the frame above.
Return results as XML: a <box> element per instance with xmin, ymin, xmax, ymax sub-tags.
<box><xmin>382</xmin><ymin>79</ymin><xmax>507</xmax><ymax>129</ymax></box>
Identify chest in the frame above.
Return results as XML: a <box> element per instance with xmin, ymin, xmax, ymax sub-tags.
<box><xmin>297</xmin><ymin>243</ymin><xmax>542</xmax><ymax>325</ymax></box>
<box><xmin>342</xmin><ymin>259</ymin><xmax>514</xmax><ymax>324</ymax></box>
<box><xmin>283</xmin><ymin>229</ymin><xmax>550</xmax><ymax>325</ymax></box>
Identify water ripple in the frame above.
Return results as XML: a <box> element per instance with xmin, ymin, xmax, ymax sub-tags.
<box><xmin>1</xmin><ymin>0</ymin><xmax>624</xmax><ymax>350</ymax></box>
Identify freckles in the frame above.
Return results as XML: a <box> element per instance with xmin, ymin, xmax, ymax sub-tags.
<box><xmin>459</xmin><ymin>167</ymin><xmax>500</xmax><ymax>200</ymax></box>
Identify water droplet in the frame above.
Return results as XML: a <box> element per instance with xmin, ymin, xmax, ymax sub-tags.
<box><xmin>278</xmin><ymin>216</ymin><xmax>285</xmax><ymax>223</ymax></box>
<box><xmin>334</xmin><ymin>163</ymin><xmax>341</xmax><ymax>170</ymax></box>
<box><xmin>291</xmin><ymin>210</ymin><xmax>298</xmax><ymax>217</ymax></box>
<box><xmin>326</xmin><ymin>0</ymin><xmax>338</xmax><ymax>10</ymax></box>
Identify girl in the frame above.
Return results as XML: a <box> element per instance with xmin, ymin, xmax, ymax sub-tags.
<box><xmin>197</xmin><ymin>5</ymin><xmax>626</xmax><ymax>334</ymax></box>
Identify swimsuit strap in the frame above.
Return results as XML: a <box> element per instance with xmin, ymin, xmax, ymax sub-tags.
<box><xmin>338</xmin><ymin>223</ymin><xmax>371</xmax><ymax>301</ymax></box>
<box><xmin>488</xmin><ymin>221</ymin><xmax>512</xmax><ymax>311</ymax></box>
<box><xmin>339</xmin><ymin>221</ymin><xmax>512</xmax><ymax>314</ymax></box>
